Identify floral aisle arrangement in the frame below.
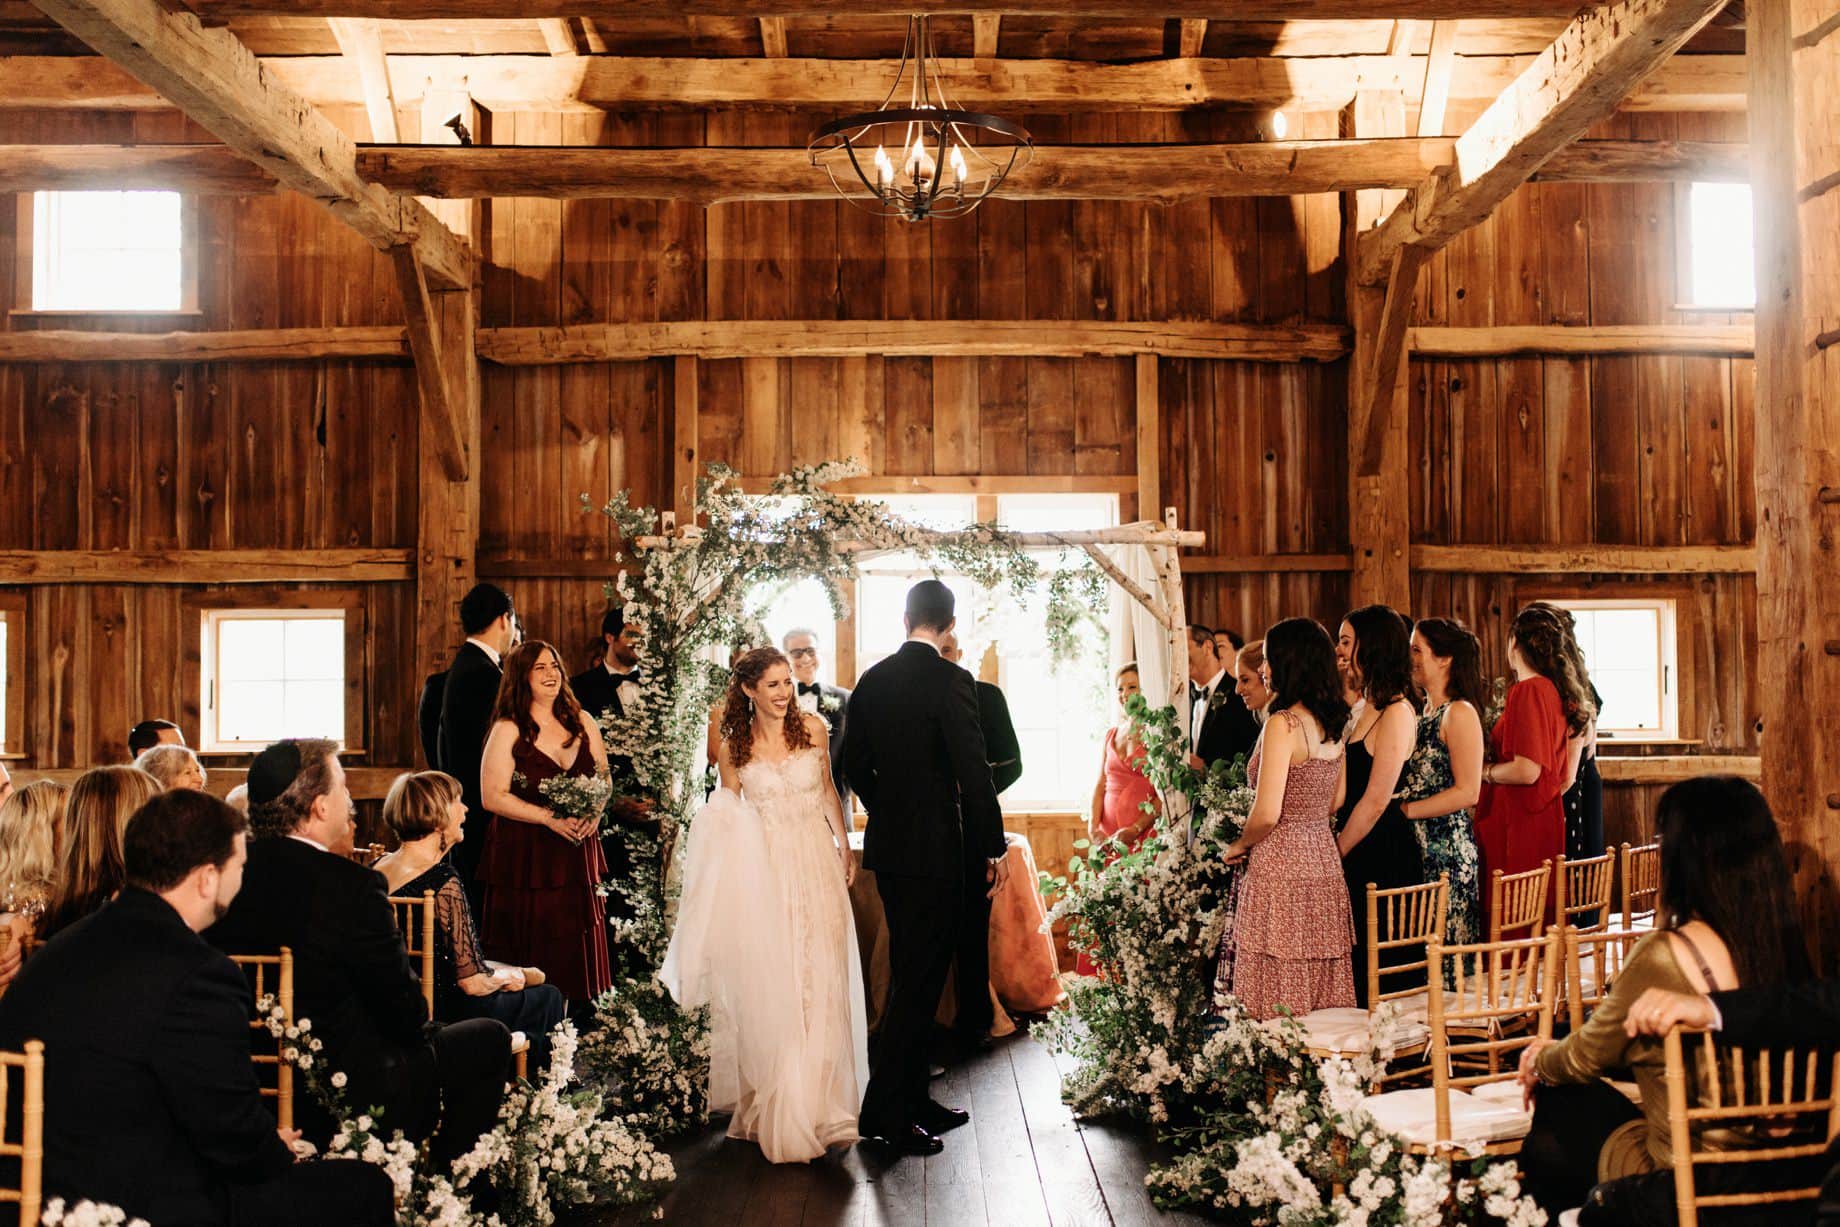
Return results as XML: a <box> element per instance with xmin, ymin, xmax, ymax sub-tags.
<box><xmin>576</xmin><ymin>974</ymin><xmax>713</xmax><ymax>1138</ymax></box>
<box><xmin>40</xmin><ymin>1202</ymin><xmax>149</xmax><ymax>1227</ymax></box>
<box><xmin>1040</xmin><ymin>698</ymin><xmax>1548</xmax><ymax>1226</ymax></box>
<box><xmin>258</xmin><ymin>1001</ymin><xmax>673</xmax><ymax>1227</ymax></box>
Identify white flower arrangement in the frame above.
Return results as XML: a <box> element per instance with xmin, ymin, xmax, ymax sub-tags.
<box><xmin>575</xmin><ymin>975</ymin><xmax>712</xmax><ymax>1139</ymax></box>
<box><xmin>40</xmin><ymin>1201</ymin><xmax>149</xmax><ymax>1227</ymax></box>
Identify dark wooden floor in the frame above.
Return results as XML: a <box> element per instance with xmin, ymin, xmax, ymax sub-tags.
<box><xmin>596</xmin><ymin>1033</ymin><xmax>1212</xmax><ymax>1226</ymax></box>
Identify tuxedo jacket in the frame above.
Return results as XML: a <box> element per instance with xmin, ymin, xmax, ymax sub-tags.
<box><xmin>798</xmin><ymin>681</ymin><xmax>853</xmax><ymax>808</ymax></box>
<box><xmin>0</xmin><ymin>889</ymin><xmax>294</xmax><ymax>1226</ymax></box>
<box><xmin>416</xmin><ymin>670</ymin><xmax>445</xmax><ymax>769</ymax></box>
<box><xmin>569</xmin><ymin>664</ymin><xmax>643</xmax><ymax>803</ymax></box>
<box><xmin>843</xmin><ymin>641</ymin><xmax>1005</xmax><ymax>881</ymax></box>
<box><xmin>974</xmin><ymin>680</ymin><xmax>1024</xmax><ymax>795</ymax></box>
<box><xmin>205</xmin><ymin>837</ymin><xmax>432</xmax><ymax>1131</ymax></box>
<box><xmin>1195</xmin><ymin>683</ymin><xmax>1260</xmax><ymax>771</ymax></box>
<box><xmin>437</xmin><ymin>643</ymin><xmax>502</xmax><ymax>819</ymax></box>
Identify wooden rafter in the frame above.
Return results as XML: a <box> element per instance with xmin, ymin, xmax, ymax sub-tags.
<box><xmin>972</xmin><ymin>15</ymin><xmax>1000</xmax><ymax>60</ymax></box>
<box><xmin>758</xmin><ymin>16</ymin><xmax>787</xmax><ymax>57</ymax></box>
<box><xmin>0</xmin><ymin>144</ymin><xmax>279</xmax><ymax>193</ymax></box>
<box><xmin>1178</xmin><ymin>19</ymin><xmax>1208</xmax><ymax>58</ymax></box>
<box><xmin>1355</xmin><ymin>0</ymin><xmax>1730</xmax><ymax>284</ymax></box>
<box><xmin>1416</xmin><ymin>19</ymin><xmax>1458</xmax><ymax>135</ymax></box>
<box><xmin>326</xmin><ymin>17</ymin><xmax>399</xmax><ymax>142</ymax></box>
<box><xmin>390</xmin><ymin>244</ymin><xmax>468</xmax><ymax>480</ymax></box>
<box><xmin>28</xmin><ymin>0</ymin><xmax>472</xmax><ymax>289</ymax></box>
<box><xmin>536</xmin><ymin>17</ymin><xmax>576</xmax><ymax>56</ymax></box>
<box><xmin>1357</xmin><ymin>244</ymin><xmax>1430</xmax><ymax>476</ymax></box>
<box><xmin>0</xmin><ymin>52</ymin><xmax>1747</xmax><ymax>114</ymax></box>
<box><xmin>353</xmin><ymin>139</ymin><xmax>1747</xmax><ymax>203</ymax></box>
<box><xmin>190</xmin><ymin>0</ymin><xmax>1592</xmax><ymax>16</ymax></box>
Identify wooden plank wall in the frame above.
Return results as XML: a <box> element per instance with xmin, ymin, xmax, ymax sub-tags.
<box><xmin>0</xmin><ymin>103</ymin><xmax>1755</xmax><ymax>859</ymax></box>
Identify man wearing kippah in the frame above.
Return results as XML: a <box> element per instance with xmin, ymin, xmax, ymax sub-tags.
<box><xmin>207</xmin><ymin>739</ymin><xmax>511</xmax><ymax>1165</ymax></box>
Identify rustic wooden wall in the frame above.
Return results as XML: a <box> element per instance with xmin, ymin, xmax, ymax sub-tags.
<box><xmin>0</xmin><ymin>104</ymin><xmax>1756</xmax><ymax>856</ymax></box>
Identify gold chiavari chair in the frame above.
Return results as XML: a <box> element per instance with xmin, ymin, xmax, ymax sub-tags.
<box><xmin>1488</xmin><ymin>859</ymin><xmax>1554</xmax><ymax>945</ymax></box>
<box><xmin>1563</xmin><ymin>925</ymin><xmax>1646</xmax><ymax>1030</ymax></box>
<box><xmin>1359</xmin><ymin>928</ymin><xmax>1563</xmax><ymax>1156</ymax></box>
<box><xmin>1554</xmin><ymin>852</ymin><xmax>1615</xmax><ymax>934</ymax></box>
<box><xmin>388</xmin><ymin>891</ymin><xmax>529</xmax><ymax>1081</ymax></box>
<box><xmin>1618</xmin><ymin>841</ymin><xmax>1661</xmax><ymax>931</ymax></box>
<box><xmin>1664</xmin><ymin>1028</ymin><xmax>1840</xmax><ymax>1227</ymax></box>
<box><xmin>348</xmin><ymin>843</ymin><xmax>388</xmax><ymax>867</ymax></box>
<box><xmin>230</xmin><ymin>948</ymin><xmax>295</xmax><ymax>1131</ymax></box>
<box><xmin>0</xmin><ymin>1040</ymin><xmax>44</xmax><ymax>1227</ymax></box>
<box><xmin>1298</xmin><ymin>876</ymin><xmax>1448</xmax><ymax>1086</ymax></box>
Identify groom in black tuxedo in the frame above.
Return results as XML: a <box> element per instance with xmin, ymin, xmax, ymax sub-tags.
<box><xmin>843</xmin><ymin>580</ymin><xmax>1007</xmax><ymax>1157</ymax></box>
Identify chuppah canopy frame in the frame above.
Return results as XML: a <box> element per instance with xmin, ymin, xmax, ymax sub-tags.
<box><xmin>634</xmin><ymin>506</ymin><xmax>1201</xmax><ymax>730</ymax></box>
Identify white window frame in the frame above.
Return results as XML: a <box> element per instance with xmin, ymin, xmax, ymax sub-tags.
<box><xmin>1675</xmin><ymin>181</ymin><xmax>1756</xmax><ymax>312</ymax></box>
<box><xmin>199</xmin><ymin>607</ymin><xmax>351</xmax><ymax>753</ymax></box>
<box><xmin>16</xmin><ymin>190</ymin><xmax>199</xmax><ymax>316</ymax></box>
<box><xmin>1549</xmin><ymin>597</ymin><xmax>1680</xmax><ymax>742</ymax></box>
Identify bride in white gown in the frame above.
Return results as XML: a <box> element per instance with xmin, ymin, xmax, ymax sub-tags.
<box><xmin>661</xmin><ymin>645</ymin><xmax>869</xmax><ymax>1163</ymax></box>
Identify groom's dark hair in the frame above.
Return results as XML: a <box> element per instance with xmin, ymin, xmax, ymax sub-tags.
<box><xmin>904</xmin><ymin>580</ymin><xmax>955</xmax><ymax>632</ymax></box>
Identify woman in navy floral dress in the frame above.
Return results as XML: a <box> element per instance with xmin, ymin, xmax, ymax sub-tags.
<box><xmin>1398</xmin><ymin>618</ymin><xmax>1486</xmax><ymax>948</ymax></box>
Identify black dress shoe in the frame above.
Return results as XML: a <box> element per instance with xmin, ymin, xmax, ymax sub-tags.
<box><xmin>918</xmin><ymin>1100</ymin><xmax>970</xmax><ymax>1134</ymax></box>
<box><xmin>864</xmin><ymin>1124</ymin><xmax>944</xmax><ymax>1157</ymax></box>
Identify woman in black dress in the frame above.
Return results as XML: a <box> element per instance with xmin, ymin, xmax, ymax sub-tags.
<box><xmin>1333</xmin><ymin>605</ymin><xmax>1425</xmax><ymax>1004</ymax></box>
<box><xmin>376</xmin><ymin>770</ymin><xmax>568</xmax><ymax>1069</ymax></box>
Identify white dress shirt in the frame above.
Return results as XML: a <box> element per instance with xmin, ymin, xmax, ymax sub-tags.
<box><xmin>465</xmin><ymin>636</ymin><xmax>502</xmax><ymax>668</ymax></box>
<box><xmin>1190</xmin><ymin>669</ymin><xmax>1226</xmax><ymax>751</ymax></box>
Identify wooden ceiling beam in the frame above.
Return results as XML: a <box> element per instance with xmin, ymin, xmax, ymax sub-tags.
<box><xmin>0</xmin><ymin>53</ymin><xmax>1747</xmax><ymax>113</ymax></box>
<box><xmin>0</xmin><ymin>143</ymin><xmax>280</xmax><ymax>193</ymax></box>
<box><xmin>189</xmin><ymin>1</ymin><xmax>1592</xmax><ymax>16</ymax></box>
<box><xmin>0</xmin><ymin>325</ymin><xmax>406</xmax><ymax>363</ymax></box>
<box><xmin>352</xmin><ymin>139</ymin><xmax>1749</xmax><ymax>203</ymax></box>
<box><xmin>1356</xmin><ymin>0</ymin><xmax>1729</xmax><ymax>284</ymax></box>
<box><xmin>474</xmin><ymin>320</ymin><xmax>1352</xmax><ymax>365</ymax></box>
<box><xmin>28</xmin><ymin>0</ymin><xmax>472</xmax><ymax>289</ymax></box>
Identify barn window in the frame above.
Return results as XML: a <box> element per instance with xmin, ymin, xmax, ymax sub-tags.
<box><xmin>201</xmin><ymin>609</ymin><xmax>348</xmax><ymax>751</ymax></box>
<box><xmin>1547</xmin><ymin>598</ymin><xmax>1679</xmax><ymax>742</ymax></box>
<box><xmin>27</xmin><ymin>191</ymin><xmax>191</xmax><ymax>313</ymax></box>
<box><xmin>1679</xmin><ymin>182</ymin><xmax>1755</xmax><ymax>310</ymax></box>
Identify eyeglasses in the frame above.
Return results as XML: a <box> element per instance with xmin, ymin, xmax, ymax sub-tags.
<box><xmin>787</xmin><ymin>647</ymin><xmax>819</xmax><ymax>660</ymax></box>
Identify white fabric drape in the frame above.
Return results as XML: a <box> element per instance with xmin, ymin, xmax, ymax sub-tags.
<box><xmin>1105</xmin><ymin>543</ymin><xmax>1175</xmax><ymax>711</ymax></box>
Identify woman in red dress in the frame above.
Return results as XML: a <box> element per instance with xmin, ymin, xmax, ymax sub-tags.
<box><xmin>478</xmin><ymin>640</ymin><xmax>614</xmax><ymax>1003</ymax></box>
<box><xmin>1474</xmin><ymin>607</ymin><xmax>1594</xmax><ymax>928</ymax></box>
<box><xmin>1088</xmin><ymin>664</ymin><xmax>1160</xmax><ymax>854</ymax></box>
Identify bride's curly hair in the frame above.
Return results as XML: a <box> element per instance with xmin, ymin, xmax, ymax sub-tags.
<box><xmin>720</xmin><ymin>646</ymin><xmax>814</xmax><ymax>769</ymax></box>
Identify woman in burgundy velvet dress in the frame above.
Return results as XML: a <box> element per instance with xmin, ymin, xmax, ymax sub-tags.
<box><xmin>478</xmin><ymin>640</ymin><xmax>614</xmax><ymax>1003</ymax></box>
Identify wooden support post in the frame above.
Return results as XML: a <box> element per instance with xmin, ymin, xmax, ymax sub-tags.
<box><xmin>1178</xmin><ymin>19</ymin><xmax>1207</xmax><ymax>58</ymax></box>
<box><xmin>326</xmin><ymin>17</ymin><xmax>399</xmax><ymax>143</ymax></box>
<box><xmin>537</xmin><ymin>17</ymin><xmax>577</xmax><ymax>56</ymax></box>
<box><xmin>1750</xmin><ymin>0</ymin><xmax>1840</xmax><ymax>964</ymax></box>
<box><xmin>1135</xmin><ymin>353</ymin><xmax>1160</xmax><ymax>524</ymax></box>
<box><xmin>1417</xmin><ymin>19</ymin><xmax>1458</xmax><ymax>136</ymax></box>
<box><xmin>673</xmin><ymin>355</ymin><xmax>699</xmax><ymax>526</ymax></box>
<box><xmin>391</xmin><ymin>245</ymin><xmax>467</xmax><ymax>482</ymax></box>
<box><xmin>758</xmin><ymin>17</ymin><xmax>787</xmax><ymax>57</ymax></box>
<box><xmin>973</xmin><ymin>15</ymin><xmax>1000</xmax><ymax>61</ymax></box>
<box><xmin>1345</xmin><ymin>91</ymin><xmax>1413</xmax><ymax>610</ymax></box>
<box><xmin>413</xmin><ymin>281</ymin><xmax>480</xmax><ymax>750</ymax></box>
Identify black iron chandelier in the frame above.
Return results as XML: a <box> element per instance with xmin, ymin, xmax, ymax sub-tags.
<box><xmin>808</xmin><ymin>14</ymin><xmax>1033</xmax><ymax>222</ymax></box>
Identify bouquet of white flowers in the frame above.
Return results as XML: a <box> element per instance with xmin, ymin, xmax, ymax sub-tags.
<box><xmin>533</xmin><ymin>772</ymin><xmax>614</xmax><ymax>842</ymax></box>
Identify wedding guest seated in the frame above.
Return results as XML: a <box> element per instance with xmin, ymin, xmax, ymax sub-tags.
<box><xmin>206</xmin><ymin>739</ymin><xmax>511</xmax><ymax>1163</ymax></box>
<box><xmin>223</xmin><ymin>784</ymin><xmax>249</xmax><ymax>817</ymax></box>
<box><xmin>1514</xmin><ymin>777</ymin><xmax>1811</xmax><ymax>1219</ymax></box>
<box><xmin>373</xmin><ymin>770</ymin><xmax>567</xmax><ymax>1069</ymax></box>
<box><xmin>41</xmin><ymin>766</ymin><xmax>163</xmax><ymax>939</ymax></box>
<box><xmin>0</xmin><ymin>780</ymin><xmax>67</xmax><ymax>928</ymax></box>
<box><xmin>0</xmin><ymin>789</ymin><xmax>394</xmax><ymax>1226</ymax></box>
<box><xmin>135</xmin><ymin>743</ymin><xmax>208</xmax><ymax>792</ymax></box>
<box><xmin>127</xmin><ymin>718</ymin><xmax>185</xmax><ymax>759</ymax></box>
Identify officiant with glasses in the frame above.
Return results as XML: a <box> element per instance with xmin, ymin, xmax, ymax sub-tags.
<box><xmin>781</xmin><ymin>627</ymin><xmax>853</xmax><ymax>814</ymax></box>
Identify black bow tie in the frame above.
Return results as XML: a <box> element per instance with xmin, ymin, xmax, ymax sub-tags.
<box><xmin>1191</xmin><ymin>682</ymin><xmax>1207</xmax><ymax>703</ymax></box>
<box><xmin>614</xmin><ymin>667</ymin><xmax>640</xmax><ymax>683</ymax></box>
<box><xmin>798</xmin><ymin>682</ymin><xmax>823</xmax><ymax>697</ymax></box>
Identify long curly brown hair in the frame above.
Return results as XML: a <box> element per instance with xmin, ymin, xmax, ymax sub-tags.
<box><xmin>491</xmin><ymin>641</ymin><xmax>587</xmax><ymax>749</ymax></box>
<box><xmin>720</xmin><ymin>646</ymin><xmax>813</xmax><ymax>769</ymax></box>
<box><xmin>1510</xmin><ymin>607</ymin><xmax>1595</xmax><ymax>736</ymax></box>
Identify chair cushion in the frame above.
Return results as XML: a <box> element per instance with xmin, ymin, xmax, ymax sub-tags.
<box><xmin>1360</xmin><ymin>1084</ymin><xmax>1533</xmax><ymax>1147</ymax></box>
<box><xmin>1295</xmin><ymin>1007</ymin><xmax>1430</xmax><ymax>1055</ymax></box>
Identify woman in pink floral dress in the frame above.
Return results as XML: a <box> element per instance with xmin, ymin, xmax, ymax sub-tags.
<box><xmin>1224</xmin><ymin>617</ymin><xmax>1354</xmax><ymax>1021</ymax></box>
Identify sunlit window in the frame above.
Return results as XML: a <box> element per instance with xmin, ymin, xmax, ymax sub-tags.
<box><xmin>201</xmin><ymin>610</ymin><xmax>347</xmax><ymax>750</ymax></box>
<box><xmin>1681</xmin><ymin>182</ymin><xmax>1755</xmax><ymax>310</ymax></box>
<box><xmin>1548</xmin><ymin>599</ymin><xmax>1678</xmax><ymax>741</ymax></box>
<box><xmin>32</xmin><ymin>190</ymin><xmax>185</xmax><ymax>312</ymax></box>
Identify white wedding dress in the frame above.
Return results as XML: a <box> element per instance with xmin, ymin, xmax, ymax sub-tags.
<box><xmin>661</xmin><ymin>747</ymin><xmax>869</xmax><ymax>1162</ymax></box>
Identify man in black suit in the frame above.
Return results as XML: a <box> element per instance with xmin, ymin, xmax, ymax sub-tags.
<box><xmin>128</xmin><ymin>717</ymin><xmax>185</xmax><ymax>759</ymax></box>
<box><xmin>437</xmin><ymin>582</ymin><xmax>516</xmax><ymax>902</ymax></box>
<box><xmin>1618</xmin><ymin>981</ymin><xmax>1840</xmax><ymax>1226</ymax></box>
<box><xmin>844</xmin><ymin>580</ymin><xmax>1006</xmax><ymax>1157</ymax></box>
<box><xmin>938</xmin><ymin>628</ymin><xmax>1021</xmax><ymax>1052</ymax></box>
<box><xmin>570</xmin><ymin>605</ymin><xmax>658</xmax><ymax>972</ymax></box>
<box><xmin>1186</xmin><ymin>623</ymin><xmax>1260</xmax><ymax>776</ymax></box>
<box><xmin>206</xmin><ymin>739</ymin><xmax>510</xmax><ymax>1164</ymax></box>
<box><xmin>781</xmin><ymin>626</ymin><xmax>852</xmax><ymax>809</ymax></box>
<box><xmin>0</xmin><ymin>788</ymin><xmax>393</xmax><ymax>1226</ymax></box>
